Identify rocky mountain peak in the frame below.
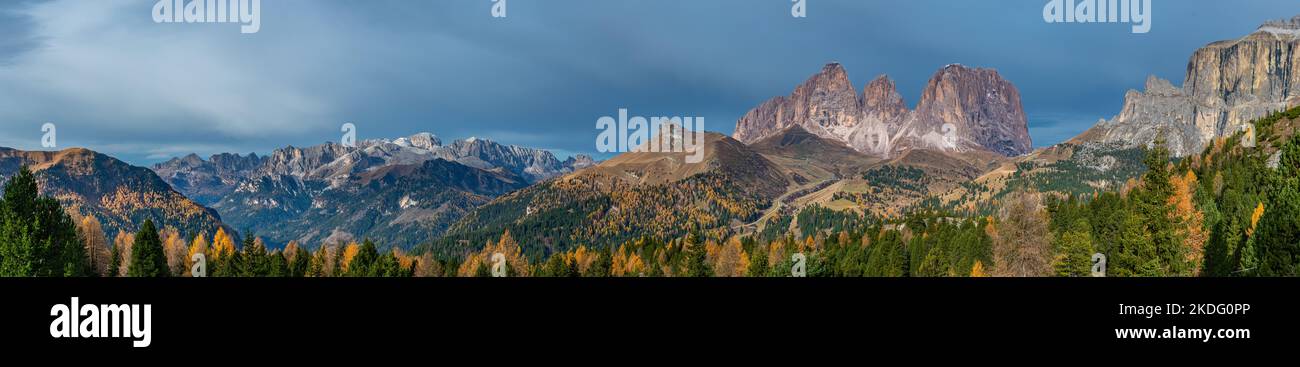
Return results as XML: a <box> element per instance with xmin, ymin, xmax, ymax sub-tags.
<box><xmin>393</xmin><ymin>132</ymin><xmax>442</xmax><ymax>150</ymax></box>
<box><xmin>1258</xmin><ymin>15</ymin><xmax>1300</xmax><ymax>35</ymax></box>
<box><xmin>790</xmin><ymin>62</ymin><xmax>861</xmax><ymax>138</ymax></box>
<box><xmin>734</xmin><ymin>63</ymin><xmax>1032</xmax><ymax>157</ymax></box>
<box><xmin>861</xmin><ymin>75</ymin><xmax>908</xmax><ymax>121</ymax></box>
<box><xmin>912</xmin><ymin>64</ymin><xmax>1032</xmax><ymax>156</ymax></box>
<box><xmin>563</xmin><ymin>154</ymin><xmax>598</xmax><ymax>171</ymax></box>
<box><xmin>1143</xmin><ymin>75</ymin><xmax>1182</xmax><ymax>96</ymax></box>
<box><xmin>1081</xmin><ymin>15</ymin><xmax>1300</xmax><ymax>157</ymax></box>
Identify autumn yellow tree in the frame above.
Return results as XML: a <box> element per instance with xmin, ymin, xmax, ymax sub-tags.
<box><xmin>74</xmin><ymin>214</ymin><xmax>111</xmax><ymax>276</ymax></box>
<box><xmin>187</xmin><ymin>232</ymin><xmax>209</xmax><ymax>275</ymax></box>
<box><xmin>160</xmin><ymin>226</ymin><xmax>189</xmax><ymax>276</ymax></box>
<box><xmin>1248</xmin><ymin>202</ymin><xmax>1266</xmax><ymax>237</ymax></box>
<box><xmin>992</xmin><ymin>191</ymin><xmax>1053</xmax><ymax>277</ymax></box>
<box><xmin>113</xmin><ymin>231</ymin><xmax>135</xmax><ymax>277</ymax></box>
<box><xmin>283</xmin><ymin>241</ymin><xmax>301</xmax><ymax>264</ymax></box>
<box><xmin>711</xmin><ymin>237</ymin><xmax>750</xmax><ymax>277</ymax></box>
<box><xmin>210</xmin><ymin>228</ymin><xmax>236</xmax><ymax>260</ymax></box>
<box><xmin>456</xmin><ymin>232</ymin><xmax>532</xmax><ymax>277</ymax></box>
<box><xmin>1170</xmin><ymin>171</ymin><xmax>1208</xmax><ymax>274</ymax></box>
<box><xmin>571</xmin><ymin>245</ymin><xmax>597</xmax><ymax>276</ymax></box>
<box><xmin>611</xmin><ymin>246</ymin><xmax>647</xmax><ymax>277</ymax></box>
<box><xmin>970</xmin><ymin>261</ymin><xmax>987</xmax><ymax>277</ymax></box>
<box><xmin>414</xmin><ymin>251</ymin><xmax>443</xmax><ymax>277</ymax></box>
<box><xmin>340</xmin><ymin>242</ymin><xmax>362</xmax><ymax>273</ymax></box>
<box><xmin>767</xmin><ymin>237</ymin><xmax>788</xmax><ymax>268</ymax></box>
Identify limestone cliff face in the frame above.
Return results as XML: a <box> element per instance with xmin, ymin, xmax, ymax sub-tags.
<box><xmin>860</xmin><ymin>75</ymin><xmax>909</xmax><ymax>124</ymax></box>
<box><xmin>1090</xmin><ymin>15</ymin><xmax>1300</xmax><ymax>156</ymax></box>
<box><xmin>911</xmin><ymin>65</ymin><xmax>1032</xmax><ymax>157</ymax></box>
<box><xmin>1093</xmin><ymin>76</ymin><xmax>1201</xmax><ymax>157</ymax></box>
<box><xmin>734</xmin><ymin>63</ymin><xmax>1033</xmax><ymax>158</ymax></box>
<box><xmin>734</xmin><ymin>63</ymin><xmax>860</xmax><ymax>144</ymax></box>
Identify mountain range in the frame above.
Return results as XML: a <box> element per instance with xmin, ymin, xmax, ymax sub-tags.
<box><xmin>6</xmin><ymin>15</ymin><xmax>1296</xmax><ymax>255</ymax></box>
<box><xmin>151</xmin><ymin>134</ymin><xmax>593</xmax><ymax>247</ymax></box>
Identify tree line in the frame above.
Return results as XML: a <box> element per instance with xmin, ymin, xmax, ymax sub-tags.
<box><xmin>5</xmin><ymin>107</ymin><xmax>1299</xmax><ymax>277</ymax></box>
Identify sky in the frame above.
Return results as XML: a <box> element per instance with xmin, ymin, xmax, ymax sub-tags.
<box><xmin>0</xmin><ymin>0</ymin><xmax>1296</xmax><ymax>164</ymax></box>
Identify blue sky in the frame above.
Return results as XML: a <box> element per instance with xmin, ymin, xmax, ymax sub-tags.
<box><xmin>0</xmin><ymin>0</ymin><xmax>1296</xmax><ymax>164</ymax></box>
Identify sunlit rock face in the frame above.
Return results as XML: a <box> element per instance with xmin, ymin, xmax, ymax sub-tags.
<box><xmin>1089</xmin><ymin>16</ymin><xmax>1300</xmax><ymax>156</ymax></box>
<box><xmin>735</xmin><ymin>63</ymin><xmax>1031</xmax><ymax>158</ymax></box>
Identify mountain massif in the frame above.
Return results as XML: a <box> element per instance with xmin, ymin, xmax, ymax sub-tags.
<box><xmin>1081</xmin><ymin>15</ymin><xmax>1300</xmax><ymax>157</ymax></box>
<box><xmin>734</xmin><ymin>63</ymin><xmax>1032</xmax><ymax>158</ymax></box>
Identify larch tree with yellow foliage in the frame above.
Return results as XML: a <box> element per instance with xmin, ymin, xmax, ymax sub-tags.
<box><xmin>711</xmin><ymin>237</ymin><xmax>750</xmax><ymax>277</ymax></box>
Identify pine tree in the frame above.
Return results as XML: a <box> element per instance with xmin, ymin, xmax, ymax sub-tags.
<box><xmin>1053</xmin><ymin>220</ymin><xmax>1094</xmax><ymax>277</ymax></box>
<box><xmin>268</xmin><ymin>251</ymin><xmax>288</xmax><ymax>277</ymax></box>
<box><xmin>1202</xmin><ymin>219</ymin><xmax>1240</xmax><ymax>277</ymax></box>
<box><xmin>233</xmin><ymin>234</ymin><xmax>270</xmax><ymax>277</ymax></box>
<box><xmin>108</xmin><ymin>242</ymin><xmax>121</xmax><ymax>278</ymax></box>
<box><xmin>747</xmin><ymin>244</ymin><xmax>769</xmax><ymax>277</ymax></box>
<box><xmin>1254</xmin><ymin>137</ymin><xmax>1300</xmax><ymax>276</ymax></box>
<box><xmin>344</xmin><ymin>240</ymin><xmax>380</xmax><ymax>277</ymax></box>
<box><xmin>1110</xmin><ymin>210</ymin><xmax>1154</xmax><ymax>277</ymax></box>
<box><xmin>127</xmin><ymin>220</ymin><xmax>169</xmax><ymax>277</ymax></box>
<box><xmin>1131</xmin><ymin>141</ymin><xmax>1189</xmax><ymax>275</ymax></box>
<box><xmin>681</xmin><ymin>241</ymin><xmax>711</xmax><ymax>277</ymax></box>
<box><xmin>587</xmin><ymin>247</ymin><xmax>613</xmax><ymax>277</ymax></box>
<box><xmin>287</xmin><ymin>244</ymin><xmax>310</xmax><ymax>277</ymax></box>
<box><xmin>0</xmin><ymin>166</ymin><xmax>87</xmax><ymax>277</ymax></box>
<box><xmin>540</xmin><ymin>254</ymin><xmax>571</xmax><ymax>277</ymax></box>
<box><xmin>1236</xmin><ymin>235</ymin><xmax>1258</xmax><ymax>276</ymax></box>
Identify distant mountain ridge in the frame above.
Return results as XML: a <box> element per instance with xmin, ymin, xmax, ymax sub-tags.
<box><xmin>0</xmin><ymin>147</ymin><xmax>228</xmax><ymax>239</ymax></box>
<box><xmin>152</xmin><ymin>133</ymin><xmax>593</xmax><ymax>248</ymax></box>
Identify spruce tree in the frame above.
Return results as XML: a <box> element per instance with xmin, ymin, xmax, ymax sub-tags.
<box><xmin>127</xmin><ymin>220</ymin><xmax>168</xmax><ymax>277</ymax></box>
<box><xmin>1132</xmin><ymin>141</ymin><xmax>1188</xmax><ymax>276</ymax></box>
<box><xmin>288</xmin><ymin>246</ymin><xmax>310</xmax><ymax>277</ymax></box>
<box><xmin>747</xmin><ymin>245</ymin><xmax>769</xmax><ymax>277</ymax></box>
<box><xmin>1053</xmin><ymin>220</ymin><xmax>1095</xmax><ymax>277</ymax></box>
<box><xmin>0</xmin><ymin>166</ymin><xmax>87</xmax><ymax>277</ymax></box>
<box><xmin>1254</xmin><ymin>137</ymin><xmax>1300</xmax><ymax>276</ymax></box>
<box><xmin>340</xmin><ymin>240</ymin><xmax>381</xmax><ymax>277</ymax></box>
<box><xmin>236</xmin><ymin>234</ymin><xmax>269</xmax><ymax>276</ymax></box>
<box><xmin>268</xmin><ymin>251</ymin><xmax>288</xmax><ymax>277</ymax></box>
<box><xmin>108</xmin><ymin>241</ymin><xmax>121</xmax><ymax>277</ymax></box>
<box><xmin>1202</xmin><ymin>219</ymin><xmax>1239</xmax><ymax>277</ymax></box>
<box><xmin>682</xmin><ymin>241</ymin><xmax>711</xmax><ymax>277</ymax></box>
